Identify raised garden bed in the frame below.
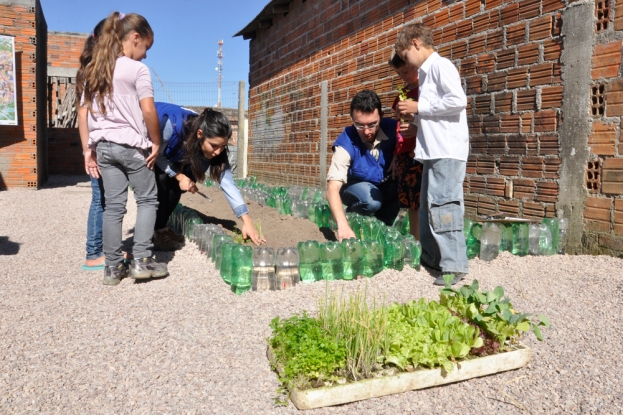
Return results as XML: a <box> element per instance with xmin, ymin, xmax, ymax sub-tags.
<box><xmin>266</xmin><ymin>279</ymin><xmax>549</xmax><ymax>409</ymax></box>
<box><xmin>267</xmin><ymin>343</ymin><xmax>531</xmax><ymax>410</ymax></box>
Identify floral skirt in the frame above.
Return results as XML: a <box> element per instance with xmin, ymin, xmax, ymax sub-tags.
<box><xmin>395</xmin><ymin>152</ymin><xmax>423</xmax><ymax>211</ymax></box>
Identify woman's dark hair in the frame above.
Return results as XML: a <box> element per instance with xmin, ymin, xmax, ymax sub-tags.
<box><xmin>350</xmin><ymin>89</ymin><xmax>383</xmax><ymax>118</ymax></box>
<box><xmin>75</xmin><ymin>18</ymin><xmax>106</xmax><ymax>110</ymax></box>
<box><xmin>181</xmin><ymin>108</ymin><xmax>233</xmax><ymax>183</ymax></box>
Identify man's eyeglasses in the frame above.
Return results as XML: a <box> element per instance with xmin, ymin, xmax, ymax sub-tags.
<box><xmin>353</xmin><ymin>121</ymin><xmax>379</xmax><ymax>131</ymax></box>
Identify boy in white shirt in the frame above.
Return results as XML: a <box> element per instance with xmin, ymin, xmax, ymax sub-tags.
<box><xmin>394</xmin><ymin>23</ymin><xmax>469</xmax><ymax>285</ymax></box>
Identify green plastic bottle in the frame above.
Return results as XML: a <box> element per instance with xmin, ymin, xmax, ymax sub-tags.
<box><xmin>319</xmin><ymin>241</ymin><xmax>344</xmax><ymax>280</ymax></box>
<box><xmin>341</xmin><ymin>238</ymin><xmax>364</xmax><ymax>280</ymax></box>
<box><xmin>511</xmin><ymin>222</ymin><xmax>529</xmax><ymax>256</ymax></box>
<box><xmin>362</xmin><ymin>240</ymin><xmax>384</xmax><ymax>277</ymax></box>
<box><xmin>297</xmin><ymin>240</ymin><xmax>321</xmax><ymax>283</ymax></box>
<box><xmin>219</xmin><ymin>242</ymin><xmax>235</xmax><ymax>284</ymax></box>
<box><xmin>466</xmin><ymin>222</ymin><xmax>482</xmax><ymax>259</ymax></box>
<box><xmin>500</xmin><ymin>223</ymin><xmax>513</xmax><ymax>252</ymax></box>
<box><xmin>231</xmin><ymin>245</ymin><xmax>253</xmax><ymax>295</ymax></box>
<box><xmin>383</xmin><ymin>236</ymin><xmax>404</xmax><ymax>271</ymax></box>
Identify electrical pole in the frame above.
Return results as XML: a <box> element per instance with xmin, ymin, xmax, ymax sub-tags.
<box><xmin>217</xmin><ymin>40</ymin><xmax>223</xmax><ymax>108</ymax></box>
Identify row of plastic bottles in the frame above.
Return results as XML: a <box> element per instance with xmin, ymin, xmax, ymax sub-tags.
<box><xmin>465</xmin><ymin>217</ymin><xmax>569</xmax><ymax>261</ymax></box>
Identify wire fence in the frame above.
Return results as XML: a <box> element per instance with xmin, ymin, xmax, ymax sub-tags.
<box><xmin>153</xmin><ymin>80</ymin><xmax>241</xmax><ymax>109</ymax></box>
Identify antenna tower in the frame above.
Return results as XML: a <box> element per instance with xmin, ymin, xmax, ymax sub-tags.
<box><xmin>217</xmin><ymin>39</ymin><xmax>224</xmax><ymax>107</ymax></box>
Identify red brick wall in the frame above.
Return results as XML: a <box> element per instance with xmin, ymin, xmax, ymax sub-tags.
<box><xmin>47</xmin><ymin>31</ymin><xmax>84</xmax><ymax>67</ymax></box>
<box><xmin>0</xmin><ymin>2</ymin><xmax>40</xmax><ymax>188</ymax></box>
<box><xmin>46</xmin><ymin>31</ymin><xmax>86</xmax><ymax>175</ymax></box>
<box><xmin>583</xmin><ymin>3</ymin><xmax>623</xmax><ymax>253</ymax></box>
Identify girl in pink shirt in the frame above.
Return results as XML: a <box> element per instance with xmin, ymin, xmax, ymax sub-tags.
<box><xmin>79</xmin><ymin>12</ymin><xmax>167</xmax><ymax>286</ymax></box>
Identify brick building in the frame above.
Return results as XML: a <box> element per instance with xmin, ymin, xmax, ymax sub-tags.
<box><xmin>0</xmin><ymin>0</ymin><xmax>47</xmax><ymax>188</ymax></box>
<box><xmin>237</xmin><ymin>0</ymin><xmax>623</xmax><ymax>255</ymax></box>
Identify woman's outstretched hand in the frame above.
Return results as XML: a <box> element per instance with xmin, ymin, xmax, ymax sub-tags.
<box><xmin>241</xmin><ymin>215</ymin><xmax>266</xmax><ymax>245</ymax></box>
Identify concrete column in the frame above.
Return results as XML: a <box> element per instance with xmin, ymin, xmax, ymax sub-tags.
<box><xmin>558</xmin><ymin>2</ymin><xmax>594</xmax><ymax>254</ymax></box>
<box><xmin>319</xmin><ymin>81</ymin><xmax>328</xmax><ymax>190</ymax></box>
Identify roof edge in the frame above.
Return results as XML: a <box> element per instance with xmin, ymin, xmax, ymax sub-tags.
<box><xmin>233</xmin><ymin>0</ymin><xmax>294</xmax><ymax>39</ymax></box>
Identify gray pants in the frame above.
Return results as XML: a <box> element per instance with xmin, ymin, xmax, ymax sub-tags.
<box><xmin>96</xmin><ymin>141</ymin><xmax>158</xmax><ymax>266</ymax></box>
<box><xmin>419</xmin><ymin>158</ymin><xmax>469</xmax><ymax>274</ymax></box>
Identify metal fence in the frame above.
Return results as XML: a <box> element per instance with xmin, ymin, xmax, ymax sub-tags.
<box><xmin>152</xmin><ymin>79</ymin><xmax>241</xmax><ymax>108</ymax></box>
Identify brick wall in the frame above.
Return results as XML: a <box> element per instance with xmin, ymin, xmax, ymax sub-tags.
<box><xmin>0</xmin><ymin>0</ymin><xmax>44</xmax><ymax>189</ymax></box>
<box><xmin>46</xmin><ymin>31</ymin><xmax>86</xmax><ymax>175</ymax></box>
<box><xmin>246</xmin><ymin>0</ymin><xmax>566</xmax><ymax>198</ymax></box>
<box><xmin>584</xmin><ymin>3</ymin><xmax>623</xmax><ymax>255</ymax></box>
<box><xmin>244</xmin><ymin>0</ymin><xmax>622</xmax><ymax>255</ymax></box>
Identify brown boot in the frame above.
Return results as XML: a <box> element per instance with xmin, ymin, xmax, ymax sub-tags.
<box><xmin>164</xmin><ymin>227</ymin><xmax>184</xmax><ymax>243</ymax></box>
<box><xmin>153</xmin><ymin>229</ymin><xmax>183</xmax><ymax>251</ymax></box>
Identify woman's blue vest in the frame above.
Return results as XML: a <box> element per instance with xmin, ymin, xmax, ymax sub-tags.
<box><xmin>332</xmin><ymin>118</ymin><xmax>397</xmax><ymax>185</ymax></box>
<box><xmin>155</xmin><ymin>102</ymin><xmax>198</xmax><ymax>163</ymax></box>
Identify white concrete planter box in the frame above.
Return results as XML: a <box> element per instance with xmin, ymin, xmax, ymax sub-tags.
<box><xmin>268</xmin><ymin>344</ymin><xmax>531</xmax><ymax>410</ymax></box>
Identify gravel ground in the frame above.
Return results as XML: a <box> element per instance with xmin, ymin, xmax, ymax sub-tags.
<box><xmin>1</xmin><ymin>175</ymin><xmax>622</xmax><ymax>414</ymax></box>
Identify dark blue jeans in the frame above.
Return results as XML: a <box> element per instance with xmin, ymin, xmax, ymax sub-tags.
<box><xmin>339</xmin><ymin>179</ymin><xmax>400</xmax><ymax>226</ymax></box>
<box><xmin>86</xmin><ymin>175</ymin><xmax>105</xmax><ymax>260</ymax></box>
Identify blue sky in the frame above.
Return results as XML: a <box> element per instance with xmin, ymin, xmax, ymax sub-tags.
<box><xmin>40</xmin><ymin>0</ymin><xmax>266</xmax><ymax>87</ymax></box>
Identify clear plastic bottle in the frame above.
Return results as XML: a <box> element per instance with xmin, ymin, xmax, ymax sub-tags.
<box><xmin>252</xmin><ymin>247</ymin><xmax>275</xmax><ymax>292</ymax></box>
<box><xmin>539</xmin><ymin>223</ymin><xmax>554</xmax><ymax>255</ymax></box>
<box><xmin>403</xmin><ymin>239</ymin><xmax>421</xmax><ymax>270</ymax></box>
<box><xmin>274</xmin><ymin>247</ymin><xmax>300</xmax><ymax>290</ymax></box>
<box><xmin>529</xmin><ymin>223</ymin><xmax>541</xmax><ymax>255</ymax></box>
<box><xmin>558</xmin><ymin>218</ymin><xmax>568</xmax><ymax>255</ymax></box>
<box><xmin>479</xmin><ymin>222</ymin><xmax>502</xmax><ymax>261</ymax></box>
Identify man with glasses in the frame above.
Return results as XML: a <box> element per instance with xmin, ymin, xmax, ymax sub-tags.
<box><xmin>327</xmin><ymin>90</ymin><xmax>400</xmax><ymax>241</ymax></box>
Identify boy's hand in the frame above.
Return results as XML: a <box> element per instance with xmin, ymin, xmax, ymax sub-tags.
<box><xmin>396</xmin><ymin>100</ymin><xmax>419</xmax><ymax>116</ymax></box>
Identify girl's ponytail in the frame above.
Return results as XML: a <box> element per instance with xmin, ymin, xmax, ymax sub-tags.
<box><xmin>81</xmin><ymin>12</ymin><xmax>153</xmax><ymax>115</ymax></box>
<box><xmin>75</xmin><ymin>19</ymin><xmax>105</xmax><ymax>111</ymax></box>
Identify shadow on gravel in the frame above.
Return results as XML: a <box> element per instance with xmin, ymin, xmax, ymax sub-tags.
<box><xmin>0</xmin><ymin>236</ymin><xmax>20</xmax><ymax>255</ymax></box>
<box><xmin>42</xmin><ymin>175</ymin><xmax>90</xmax><ymax>189</ymax></box>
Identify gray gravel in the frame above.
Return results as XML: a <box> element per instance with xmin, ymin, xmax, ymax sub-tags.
<box><xmin>1</xmin><ymin>175</ymin><xmax>622</xmax><ymax>414</ymax></box>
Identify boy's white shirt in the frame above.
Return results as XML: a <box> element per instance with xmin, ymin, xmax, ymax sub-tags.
<box><xmin>412</xmin><ymin>52</ymin><xmax>469</xmax><ymax>162</ymax></box>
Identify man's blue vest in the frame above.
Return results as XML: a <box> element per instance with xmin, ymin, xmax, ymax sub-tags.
<box><xmin>155</xmin><ymin>102</ymin><xmax>198</xmax><ymax>163</ymax></box>
<box><xmin>332</xmin><ymin>118</ymin><xmax>397</xmax><ymax>185</ymax></box>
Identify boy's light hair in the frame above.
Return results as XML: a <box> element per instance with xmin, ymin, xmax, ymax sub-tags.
<box><xmin>395</xmin><ymin>23</ymin><xmax>435</xmax><ymax>54</ymax></box>
<box><xmin>388</xmin><ymin>49</ymin><xmax>407</xmax><ymax>69</ymax></box>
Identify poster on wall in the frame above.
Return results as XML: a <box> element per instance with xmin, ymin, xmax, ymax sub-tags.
<box><xmin>0</xmin><ymin>35</ymin><xmax>18</xmax><ymax>126</ymax></box>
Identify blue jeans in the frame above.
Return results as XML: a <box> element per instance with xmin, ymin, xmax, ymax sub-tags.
<box><xmin>96</xmin><ymin>141</ymin><xmax>159</xmax><ymax>266</ymax></box>
<box><xmin>86</xmin><ymin>175</ymin><xmax>105</xmax><ymax>260</ymax></box>
<box><xmin>340</xmin><ymin>179</ymin><xmax>400</xmax><ymax>226</ymax></box>
<box><xmin>419</xmin><ymin>158</ymin><xmax>469</xmax><ymax>274</ymax></box>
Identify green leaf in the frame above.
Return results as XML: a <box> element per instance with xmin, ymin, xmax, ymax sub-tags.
<box><xmin>486</xmin><ymin>291</ymin><xmax>497</xmax><ymax>303</ymax></box>
<box><xmin>533</xmin><ymin>325</ymin><xmax>543</xmax><ymax>341</ymax></box>
<box><xmin>472</xmin><ymin>337</ymin><xmax>484</xmax><ymax>349</ymax></box>
<box><xmin>516</xmin><ymin>321</ymin><xmax>530</xmax><ymax>332</ymax></box>
<box><xmin>493</xmin><ymin>286</ymin><xmax>504</xmax><ymax>300</ymax></box>
<box><xmin>501</xmin><ymin>308</ymin><xmax>513</xmax><ymax>322</ymax></box>
<box><xmin>443</xmin><ymin>274</ymin><xmax>454</xmax><ymax>287</ymax></box>
<box><xmin>538</xmin><ymin>314</ymin><xmax>551</xmax><ymax>328</ymax></box>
